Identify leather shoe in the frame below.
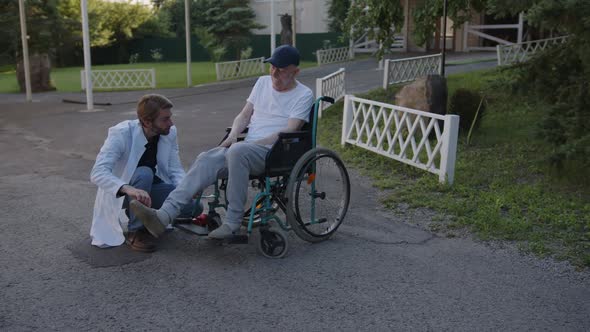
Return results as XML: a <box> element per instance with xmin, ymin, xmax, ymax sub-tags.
<box><xmin>125</xmin><ymin>229</ymin><xmax>157</xmax><ymax>253</ymax></box>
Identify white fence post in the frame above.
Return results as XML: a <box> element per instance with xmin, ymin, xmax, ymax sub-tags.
<box><xmin>315</xmin><ymin>77</ymin><xmax>322</xmax><ymax>117</ymax></box>
<box><xmin>215</xmin><ymin>57</ymin><xmax>266</xmax><ymax>81</ymax></box>
<box><xmin>496</xmin><ymin>36</ymin><xmax>568</xmax><ymax>66</ymax></box>
<box><xmin>80</xmin><ymin>69</ymin><xmax>155</xmax><ymax>90</ymax></box>
<box><xmin>439</xmin><ymin>114</ymin><xmax>460</xmax><ymax>184</ymax></box>
<box><xmin>382</xmin><ymin>59</ymin><xmax>390</xmax><ymax>89</ymax></box>
<box><xmin>341</xmin><ymin>95</ymin><xmax>352</xmax><ymax>146</ymax></box>
<box><xmin>382</xmin><ymin>54</ymin><xmax>442</xmax><ymax>88</ymax></box>
<box><xmin>316</xmin><ymin>68</ymin><xmax>346</xmax><ymax>118</ymax></box>
<box><xmin>341</xmin><ymin>95</ymin><xmax>460</xmax><ymax>185</ymax></box>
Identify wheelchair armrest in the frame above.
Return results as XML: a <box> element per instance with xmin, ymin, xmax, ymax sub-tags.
<box><xmin>265</xmin><ymin>130</ymin><xmax>312</xmax><ymax>175</ymax></box>
<box><xmin>277</xmin><ymin>131</ymin><xmax>308</xmax><ymax>140</ymax></box>
<box><xmin>220</xmin><ymin>127</ymin><xmax>249</xmax><ymax>145</ymax></box>
<box><xmin>225</xmin><ymin>127</ymin><xmax>249</xmax><ymax>134</ymax></box>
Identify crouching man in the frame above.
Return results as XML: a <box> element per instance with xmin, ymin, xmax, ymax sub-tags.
<box><xmin>90</xmin><ymin>94</ymin><xmax>192</xmax><ymax>252</ymax></box>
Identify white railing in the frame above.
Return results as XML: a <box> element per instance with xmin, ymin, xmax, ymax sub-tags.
<box><xmin>351</xmin><ymin>31</ymin><xmax>405</xmax><ymax>54</ymax></box>
<box><xmin>341</xmin><ymin>95</ymin><xmax>459</xmax><ymax>184</ymax></box>
<box><xmin>383</xmin><ymin>54</ymin><xmax>442</xmax><ymax>89</ymax></box>
<box><xmin>215</xmin><ymin>57</ymin><xmax>265</xmax><ymax>81</ymax></box>
<box><xmin>463</xmin><ymin>13</ymin><xmax>524</xmax><ymax>52</ymax></box>
<box><xmin>81</xmin><ymin>69</ymin><xmax>155</xmax><ymax>90</ymax></box>
<box><xmin>497</xmin><ymin>36</ymin><xmax>568</xmax><ymax>66</ymax></box>
<box><xmin>315</xmin><ymin>68</ymin><xmax>345</xmax><ymax>118</ymax></box>
<box><xmin>316</xmin><ymin>47</ymin><xmax>354</xmax><ymax>66</ymax></box>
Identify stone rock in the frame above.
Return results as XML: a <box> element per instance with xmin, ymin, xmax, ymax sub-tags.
<box><xmin>16</xmin><ymin>53</ymin><xmax>55</xmax><ymax>93</ymax></box>
<box><xmin>395</xmin><ymin>74</ymin><xmax>447</xmax><ymax>115</ymax></box>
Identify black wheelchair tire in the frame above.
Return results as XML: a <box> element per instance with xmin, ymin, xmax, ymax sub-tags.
<box><xmin>286</xmin><ymin>148</ymin><xmax>350</xmax><ymax>243</ymax></box>
<box><xmin>257</xmin><ymin>223</ymin><xmax>289</xmax><ymax>259</ymax></box>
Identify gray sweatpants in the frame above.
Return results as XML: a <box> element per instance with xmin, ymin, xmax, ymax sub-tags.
<box><xmin>158</xmin><ymin>142</ymin><xmax>269</xmax><ymax>227</ymax></box>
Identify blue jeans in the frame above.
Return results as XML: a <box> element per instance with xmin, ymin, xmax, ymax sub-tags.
<box><xmin>123</xmin><ymin>166</ymin><xmax>195</xmax><ymax>232</ymax></box>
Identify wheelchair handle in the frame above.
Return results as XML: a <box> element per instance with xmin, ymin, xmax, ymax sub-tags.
<box><xmin>321</xmin><ymin>96</ymin><xmax>335</xmax><ymax>104</ymax></box>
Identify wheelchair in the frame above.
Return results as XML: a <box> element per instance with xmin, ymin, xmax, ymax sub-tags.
<box><xmin>173</xmin><ymin>96</ymin><xmax>351</xmax><ymax>258</ymax></box>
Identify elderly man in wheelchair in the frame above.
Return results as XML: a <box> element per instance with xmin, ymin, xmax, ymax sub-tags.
<box><xmin>131</xmin><ymin>45</ymin><xmax>350</xmax><ymax>258</ymax></box>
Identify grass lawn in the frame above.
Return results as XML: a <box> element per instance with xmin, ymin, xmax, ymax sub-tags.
<box><xmin>318</xmin><ymin>67</ymin><xmax>590</xmax><ymax>269</ymax></box>
<box><xmin>0</xmin><ymin>61</ymin><xmax>317</xmax><ymax>93</ymax></box>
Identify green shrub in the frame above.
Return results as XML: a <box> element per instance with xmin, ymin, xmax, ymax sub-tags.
<box><xmin>517</xmin><ymin>37</ymin><xmax>590</xmax><ymax>169</ymax></box>
<box><xmin>447</xmin><ymin>88</ymin><xmax>485</xmax><ymax>134</ymax></box>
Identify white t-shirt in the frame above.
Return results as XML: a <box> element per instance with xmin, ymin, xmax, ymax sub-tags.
<box><xmin>245</xmin><ymin>75</ymin><xmax>314</xmax><ymax>143</ymax></box>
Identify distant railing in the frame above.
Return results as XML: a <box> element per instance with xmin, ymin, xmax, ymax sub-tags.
<box><xmin>315</xmin><ymin>68</ymin><xmax>345</xmax><ymax>118</ymax></box>
<box><xmin>81</xmin><ymin>69</ymin><xmax>155</xmax><ymax>90</ymax></box>
<box><xmin>316</xmin><ymin>47</ymin><xmax>354</xmax><ymax>66</ymax></box>
<box><xmin>341</xmin><ymin>95</ymin><xmax>459</xmax><ymax>184</ymax></box>
<box><xmin>497</xmin><ymin>36</ymin><xmax>568</xmax><ymax>66</ymax></box>
<box><xmin>215</xmin><ymin>57</ymin><xmax>265</xmax><ymax>81</ymax></box>
<box><xmin>382</xmin><ymin>54</ymin><xmax>442</xmax><ymax>88</ymax></box>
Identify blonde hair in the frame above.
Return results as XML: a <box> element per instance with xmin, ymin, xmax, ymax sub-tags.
<box><xmin>137</xmin><ymin>94</ymin><xmax>173</xmax><ymax>123</ymax></box>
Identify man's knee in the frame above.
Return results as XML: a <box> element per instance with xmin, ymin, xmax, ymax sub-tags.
<box><xmin>130</xmin><ymin>166</ymin><xmax>154</xmax><ymax>184</ymax></box>
<box><xmin>226</xmin><ymin>143</ymin><xmax>249</xmax><ymax>163</ymax></box>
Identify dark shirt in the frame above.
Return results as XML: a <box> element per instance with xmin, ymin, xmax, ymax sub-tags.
<box><xmin>137</xmin><ymin>135</ymin><xmax>162</xmax><ymax>184</ymax></box>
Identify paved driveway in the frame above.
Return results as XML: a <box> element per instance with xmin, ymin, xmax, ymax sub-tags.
<box><xmin>1</xmin><ymin>56</ymin><xmax>588</xmax><ymax>331</ymax></box>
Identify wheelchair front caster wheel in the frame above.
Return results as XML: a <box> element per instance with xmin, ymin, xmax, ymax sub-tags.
<box><xmin>257</xmin><ymin>226</ymin><xmax>289</xmax><ymax>259</ymax></box>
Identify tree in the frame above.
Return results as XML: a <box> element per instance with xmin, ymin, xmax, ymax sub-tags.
<box><xmin>412</xmin><ymin>0</ymin><xmax>486</xmax><ymax>47</ymax></box>
<box><xmin>341</xmin><ymin>0</ymin><xmax>404</xmax><ymax>59</ymax></box>
<box><xmin>326</xmin><ymin>0</ymin><xmax>351</xmax><ymax>33</ymax></box>
<box><xmin>197</xmin><ymin>0</ymin><xmax>264</xmax><ymax>60</ymax></box>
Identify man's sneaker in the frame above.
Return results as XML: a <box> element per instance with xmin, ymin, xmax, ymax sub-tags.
<box><xmin>207</xmin><ymin>223</ymin><xmax>240</xmax><ymax>239</ymax></box>
<box><xmin>130</xmin><ymin>200</ymin><xmax>167</xmax><ymax>238</ymax></box>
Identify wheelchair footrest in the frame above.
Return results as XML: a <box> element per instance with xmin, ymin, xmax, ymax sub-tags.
<box><xmin>174</xmin><ymin>223</ymin><xmax>209</xmax><ymax>236</ymax></box>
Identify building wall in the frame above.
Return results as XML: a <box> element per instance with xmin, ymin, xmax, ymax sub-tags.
<box><xmin>250</xmin><ymin>0</ymin><xmax>330</xmax><ymax>35</ymax></box>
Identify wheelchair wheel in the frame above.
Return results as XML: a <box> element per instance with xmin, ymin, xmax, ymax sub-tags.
<box><xmin>286</xmin><ymin>148</ymin><xmax>350</xmax><ymax>243</ymax></box>
<box><xmin>257</xmin><ymin>224</ymin><xmax>289</xmax><ymax>259</ymax></box>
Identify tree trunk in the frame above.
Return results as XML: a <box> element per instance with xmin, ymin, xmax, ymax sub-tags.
<box><xmin>16</xmin><ymin>53</ymin><xmax>55</xmax><ymax>93</ymax></box>
<box><xmin>280</xmin><ymin>14</ymin><xmax>293</xmax><ymax>46</ymax></box>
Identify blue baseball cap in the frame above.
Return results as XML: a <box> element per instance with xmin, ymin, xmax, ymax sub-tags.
<box><xmin>264</xmin><ymin>45</ymin><xmax>300</xmax><ymax>68</ymax></box>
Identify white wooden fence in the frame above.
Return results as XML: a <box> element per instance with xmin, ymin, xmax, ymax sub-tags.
<box><xmin>341</xmin><ymin>95</ymin><xmax>459</xmax><ymax>184</ymax></box>
<box><xmin>497</xmin><ymin>36</ymin><xmax>568</xmax><ymax>66</ymax></box>
<box><xmin>351</xmin><ymin>31</ymin><xmax>405</xmax><ymax>54</ymax></box>
<box><xmin>382</xmin><ymin>54</ymin><xmax>442</xmax><ymax>89</ymax></box>
<box><xmin>315</xmin><ymin>68</ymin><xmax>345</xmax><ymax>118</ymax></box>
<box><xmin>215</xmin><ymin>57</ymin><xmax>265</xmax><ymax>81</ymax></box>
<box><xmin>81</xmin><ymin>69</ymin><xmax>155</xmax><ymax>90</ymax></box>
<box><xmin>463</xmin><ymin>13</ymin><xmax>524</xmax><ymax>52</ymax></box>
<box><xmin>316</xmin><ymin>47</ymin><xmax>354</xmax><ymax>66</ymax></box>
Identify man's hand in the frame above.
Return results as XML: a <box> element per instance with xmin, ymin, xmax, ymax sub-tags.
<box><xmin>219</xmin><ymin>135</ymin><xmax>237</xmax><ymax>148</ymax></box>
<box><xmin>120</xmin><ymin>185</ymin><xmax>152</xmax><ymax>207</ymax></box>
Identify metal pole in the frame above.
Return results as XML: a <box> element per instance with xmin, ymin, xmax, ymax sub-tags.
<box><xmin>18</xmin><ymin>0</ymin><xmax>32</xmax><ymax>102</ymax></box>
<box><xmin>81</xmin><ymin>0</ymin><xmax>93</xmax><ymax>110</ymax></box>
<box><xmin>270</xmin><ymin>0</ymin><xmax>276</xmax><ymax>52</ymax></box>
<box><xmin>441</xmin><ymin>0</ymin><xmax>448</xmax><ymax>76</ymax></box>
<box><xmin>291</xmin><ymin>0</ymin><xmax>296</xmax><ymax>47</ymax></box>
<box><xmin>185</xmin><ymin>0</ymin><xmax>192</xmax><ymax>87</ymax></box>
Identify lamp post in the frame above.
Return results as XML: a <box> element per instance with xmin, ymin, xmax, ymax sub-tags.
<box><xmin>18</xmin><ymin>0</ymin><xmax>32</xmax><ymax>102</ymax></box>
<box><xmin>270</xmin><ymin>0</ymin><xmax>276</xmax><ymax>53</ymax></box>
<box><xmin>441</xmin><ymin>0</ymin><xmax>448</xmax><ymax>76</ymax></box>
<box><xmin>81</xmin><ymin>0</ymin><xmax>93</xmax><ymax>111</ymax></box>
<box><xmin>185</xmin><ymin>0</ymin><xmax>191</xmax><ymax>87</ymax></box>
<box><xmin>291</xmin><ymin>0</ymin><xmax>296</xmax><ymax>46</ymax></box>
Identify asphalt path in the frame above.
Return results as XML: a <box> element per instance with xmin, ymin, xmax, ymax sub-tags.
<box><xmin>1</xmin><ymin>55</ymin><xmax>588</xmax><ymax>331</ymax></box>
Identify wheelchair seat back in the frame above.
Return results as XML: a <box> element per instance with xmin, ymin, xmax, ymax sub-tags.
<box><xmin>264</xmin><ymin>104</ymin><xmax>315</xmax><ymax>176</ymax></box>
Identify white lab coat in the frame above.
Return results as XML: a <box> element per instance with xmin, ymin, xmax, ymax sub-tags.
<box><xmin>89</xmin><ymin>120</ymin><xmax>185</xmax><ymax>247</ymax></box>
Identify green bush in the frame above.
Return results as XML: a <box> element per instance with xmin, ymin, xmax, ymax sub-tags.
<box><xmin>447</xmin><ymin>88</ymin><xmax>485</xmax><ymax>134</ymax></box>
<box><xmin>516</xmin><ymin>37</ymin><xmax>590</xmax><ymax>169</ymax></box>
